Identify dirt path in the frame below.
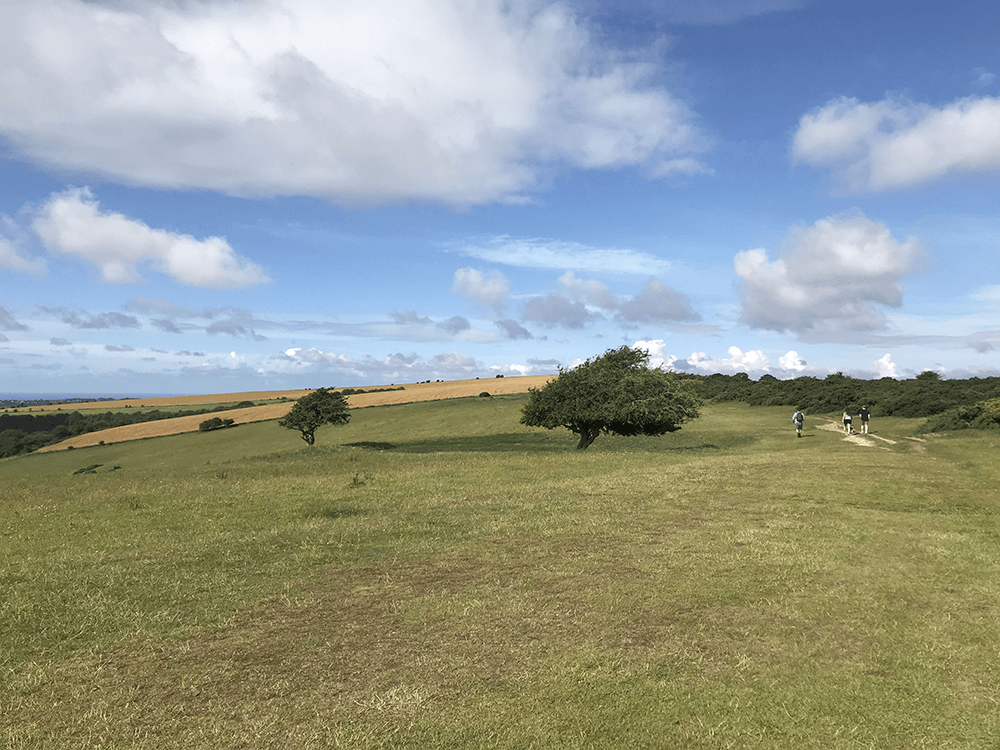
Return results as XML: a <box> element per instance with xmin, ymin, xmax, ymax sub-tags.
<box><xmin>36</xmin><ymin>376</ymin><xmax>553</xmax><ymax>452</ymax></box>
<box><xmin>814</xmin><ymin>420</ymin><xmax>892</xmax><ymax>448</ymax></box>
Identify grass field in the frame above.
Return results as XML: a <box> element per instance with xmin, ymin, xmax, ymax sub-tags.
<box><xmin>2</xmin><ymin>397</ymin><xmax>999</xmax><ymax>748</ymax></box>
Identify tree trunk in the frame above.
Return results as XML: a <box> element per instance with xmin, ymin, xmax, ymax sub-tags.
<box><xmin>576</xmin><ymin>427</ymin><xmax>598</xmax><ymax>449</ymax></box>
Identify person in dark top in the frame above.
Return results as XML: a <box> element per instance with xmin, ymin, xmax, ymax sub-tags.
<box><xmin>859</xmin><ymin>406</ymin><xmax>870</xmax><ymax>434</ymax></box>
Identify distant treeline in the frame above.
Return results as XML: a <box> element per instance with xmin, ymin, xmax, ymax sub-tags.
<box><xmin>678</xmin><ymin>370</ymin><xmax>1000</xmax><ymax>432</ymax></box>
<box><xmin>679</xmin><ymin>370</ymin><xmax>1000</xmax><ymax>418</ymax></box>
<box><xmin>0</xmin><ymin>402</ymin><xmax>256</xmax><ymax>458</ymax></box>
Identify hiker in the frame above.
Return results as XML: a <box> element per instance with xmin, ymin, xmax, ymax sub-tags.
<box><xmin>842</xmin><ymin>409</ymin><xmax>853</xmax><ymax>434</ymax></box>
<box><xmin>792</xmin><ymin>408</ymin><xmax>805</xmax><ymax>438</ymax></box>
<box><xmin>859</xmin><ymin>406</ymin><xmax>870</xmax><ymax>434</ymax></box>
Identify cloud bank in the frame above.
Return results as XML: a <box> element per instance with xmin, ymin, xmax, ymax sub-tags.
<box><xmin>522</xmin><ymin>271</ymin><xmax>699</xmax><ymax>328</ymax></box>
<box><xmin>0</xmin><ymin>0</ymin><xmax>710</xmax><ymax>206</ymax></box>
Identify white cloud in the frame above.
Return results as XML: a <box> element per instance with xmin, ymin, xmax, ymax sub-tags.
<box><xmin>873</xmin><ymin>353</ymin><xmax>899</xmax><ymax>378</ymax></box>
<box><xmin>32</xmin><ymin>188</ymin><xmax>269</xmax><ymax>287</ymax></box>
<box><xmin>735</xmin><ymin>210</ymin><xmax>922</xmax><ymax>336</ymax></box>
<box><xmin>632</xmin><ymin>338</ymin><xmax>678</xmax><ymax>370</ymax></box>
<box><xmin>685</xmin><ymin>346</ymin><xmax>771</xmax><ymax>375</ymax></box>
<box><xmin>458</xmin><ymin>236</ymin><xmax>673</xmax><ymax>275</ymax></box>
<box><xmin>636</xmin><ymin>339</ymin><xmax>831</xmax><ymax>378</ymax></box>
<box><xmin>0</xmin><ymin>0</ymin><xmax>709</xmax><ymax>206</ymax></box>
<box><xmin>793</xmin><ymin>95</ymin><xmax>1000</xmax><ymax>191</ymax></box>
<box><xmin>451</xmin><ymin>268</ymin><xmax>510</xmax><ymax>311</ymax></box>
<box><xmin>268</xmin><ymin>346</ymin><xmax>485</xmax><ymax>382</ymax></box>
<box><xmin>778</xmin><ymin>350</ymin><xmax>808</xmax><ymax>372</ymax></box>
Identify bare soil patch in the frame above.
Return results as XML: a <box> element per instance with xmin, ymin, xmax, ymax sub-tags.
<box><xmin>815</xmin><ymin>420</ymin><xmax>883</xmax><ymax>448</ymax></box>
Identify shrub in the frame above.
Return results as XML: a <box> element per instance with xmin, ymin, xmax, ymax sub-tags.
<box><xmin>917</xmin><ymin>402</ymin><xmax>1000</xmax><ymax>433</ymax></box>
<box><xmin>199</xmin><ymin>417</ymin><xmax>235</xmax><ymax>432</ymax></box>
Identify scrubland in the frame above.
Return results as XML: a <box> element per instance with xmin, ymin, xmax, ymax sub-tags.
<box><xmin>2</xmin><ymin>395</ymin><xmax>998</xmax><ymax>748</ymax></box>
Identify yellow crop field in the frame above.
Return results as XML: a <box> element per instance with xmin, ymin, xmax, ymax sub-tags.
<box><xmin>36</xmin><ymin>376</ymin><xmax>553</xmax><ymax>451</ymax></box>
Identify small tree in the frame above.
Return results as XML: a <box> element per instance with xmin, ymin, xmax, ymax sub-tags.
<box><xmin>279</xmin><ymin>388</ymin><xmax>350</xmax><ymax>445</ymax></box>
<box><xmin>520</xmin><ymin>346</ymin><xmax>701</xmax><ymax>449</ymax></box>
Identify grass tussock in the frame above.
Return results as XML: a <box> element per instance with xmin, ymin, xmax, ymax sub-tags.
<box><xmin>2</xmin><ymin>400</ymin><xmax>1000</xmax><ymax>748</ymax></box>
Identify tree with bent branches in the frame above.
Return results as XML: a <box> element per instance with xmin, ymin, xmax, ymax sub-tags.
<box><xmin>520</xmin><ymin>346</ymin><xmax>701</xmax><ymax>449</ymax></box>
<box><xmin>279</xmin><ymin>388</ymin><xmax>350</xmax><ymax>445</ymax></box>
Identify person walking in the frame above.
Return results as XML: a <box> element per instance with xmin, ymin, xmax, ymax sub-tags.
<box><xmin>859</xmin><ymin>406</ymin><xmax>870</xmax><ymax>434</ymax></box>
<box><xmin>792</xmin><ymin>408</ymin><xmax>805</xmax><ymax>438</ymax></box>
<box><xmin>842</xmin><ymin>409</ymin><xmax>853</xmax><ymax>434</ymax></box>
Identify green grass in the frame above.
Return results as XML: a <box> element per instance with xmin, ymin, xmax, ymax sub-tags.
<box><xmin>2</xmin><ymin>399</ymin><xmax>999</xmax><ymax>748</ymax></box>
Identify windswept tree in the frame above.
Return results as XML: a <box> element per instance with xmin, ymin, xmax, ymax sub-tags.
<box><xmin>279</xmin><ymin>388</ymin><xmax>350</xmax><ymax>445</ymax></box>
<box><xmin>521</xmin><ymin>346</ymin><xmax>701</xmax><ymax>449</ymax></box>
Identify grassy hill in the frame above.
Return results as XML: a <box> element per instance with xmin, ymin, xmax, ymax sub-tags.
<box><xmin>3</xmin><ymin>397</ymin><xmax>999</xmax><ymax>748</ymax></box>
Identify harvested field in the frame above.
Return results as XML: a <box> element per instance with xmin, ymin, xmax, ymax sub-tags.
<box><xmin>37</xmin><ymin>376</ymin><xmax>553</xmax><ymax>451</ymax></box>
<box><xmin>22</xmin><ymin>389</ymin><xmax>313</xmax><ymax>411</ymax></box>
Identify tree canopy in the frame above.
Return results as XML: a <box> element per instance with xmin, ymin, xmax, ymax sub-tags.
<box><xmin>279</xmin><ymin>388</ymin><xmax>350</xmax><ymax>445</ymax></box>
<box><xmin>520</xmin><ymin>346</ymin><xmax>702</xmax><ymax>449</ymax></box>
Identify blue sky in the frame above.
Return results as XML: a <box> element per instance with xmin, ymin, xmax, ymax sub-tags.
<box><xmin>2</xmin><ymin>0</ymin><xmax>999</xmax><ymax>396</ymax></box>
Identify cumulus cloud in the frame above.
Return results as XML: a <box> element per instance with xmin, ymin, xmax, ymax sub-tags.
<box><xmin>873</xmin><ymin>353</ymin><xmax>900</xmax><ymax>378</ymax></box>
<box><xmin>458</xmin><ymin>237</ymin><xmax>673</xmax><ymax>275</ymax></box>
<box><xmin>451</xmin><ymin>268</ymin><xmax>510</xmax><ymax>311</ymax></box>
<box><xmin>616</xmin><ymin>277</ymin><xmax>700</xmax><ymax>325</ymax></box>
<box><xmin>636</xmin><ymin>339</ymin><xmax>828</xmax><ymax>378</ymax></box>
<box><xmin>778</xmin><ymin>350</ymin><xmax>808</xmax><ymax>372</ymax></box>
<box><xmin>631</xmin><ymin>338</ymin><xmax>678</xmax><ymax>370</ymax></box>
<box><xmin>0</xmin><ymin>0</ymin><xmax>709</xmax><ymax>206</ymax></box>
<box><xmin>32</xmin><ymin>188</ymin><xmax>269</xmax><ymax>287</ymax></box>
<box><xmin>793</xmin><ymin>95</ymin><xmax>1000</xmax><ymax>191</ymax></box>
<box><xmin>735</xmin><ymin>211</ymin><xmax>922</xmax><ymax>336</ymax></box>
<box><xmin>683</xmin><ymin>346</ymin><xmax>772</xmax><ymax>375</ymax></box>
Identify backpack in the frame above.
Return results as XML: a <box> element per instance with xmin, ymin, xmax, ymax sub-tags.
<box><xmin>793</xmin><ymin>411</ymin><xmax>803</xmax><ymax>423</ymax></box>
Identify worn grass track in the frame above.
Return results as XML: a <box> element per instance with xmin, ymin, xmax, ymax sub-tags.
<box><xmin>2</xmin><ymin>401</ymin><xmax>999</xmax><ymax>748</ymax></box>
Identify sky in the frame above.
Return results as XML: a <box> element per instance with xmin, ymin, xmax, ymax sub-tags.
<box><xmin>1</xmin><ymin>0</ymin><xmax>999</xmax><ymax>396</ymax></box>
